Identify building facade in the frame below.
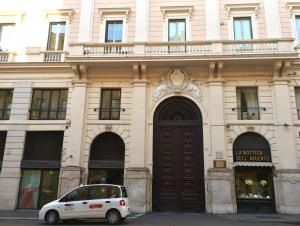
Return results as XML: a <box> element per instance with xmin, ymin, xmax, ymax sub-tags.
<box><xmin>0</xmin><ymin>0</ymin><xmax>300</xmax><ymax>214</ymax></box>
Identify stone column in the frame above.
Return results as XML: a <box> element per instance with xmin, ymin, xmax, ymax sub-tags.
<box><xmin>206</xmin><ymin>75</ymin><xmax>236</xmax><ymax>213</ymax></box>
<box><xmin>0</xmin><ymin>81</ymin><xmax>32</xmax><ymax>210</ymax></box>
<box><xmin>272</xmin><ymin>76</ymin><xmax>300</xmax><ymax>214</ymax></box>
<box><xmin>124</xmin><ymin>64</ymin><xmax>151</xmax><ymax>213</ymax></box>
<box><xmin>59</xmin><ymin>79</ymin><xmax>88</xmax><ymax>196</ymax></box>
<box><xmin>78</xmin><ymin>0</ymin><xmax>94</xmax><ymax>42</ymax></box>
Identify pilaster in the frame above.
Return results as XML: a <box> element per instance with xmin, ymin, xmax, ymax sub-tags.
<box><xmin>205</xmin><ymin>0</ymin><xmax>220</xmax><ymax>40</ymax></box>
<box><xmin>264</xmin><ymin>0</ymin><xmax>281</xmax><ymax>38</ymax></box>
<box><xmin>208</xmin><ymin>62</ymin><xmax>226</xmax><ymax>165</ymax></box>
<box><xmin>0</xmin><ymin>81</ymin><xmax>32</xmax><ymax>210</ymax></box>
<box><xmin>272</xmin><ymin>62</ymin><xmax>297</xmax><ymax>169</ymax></box>
<box><xmin>78</xmin><ymin>0</ymin><xmax>95</xmax><ymax>42</ymax></box>
<box><xmin>59</xmin><ymin>65</ymin><xmax>88</xmax><ymax>196</ymax></box>
<box><xmin>124</xmin><ymin>64</ymin><xmax>149</xmax><ymax>213</ymax></box>
<box><xmin>135</xmin><ymin>0</ymin><xmax>149</xmax><ymax>42</ymax></box>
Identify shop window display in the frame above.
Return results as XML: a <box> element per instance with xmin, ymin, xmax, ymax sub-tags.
<box><xmin>235</xmin><ymin>167</ymin><xmax>273</xmax><ymax>200</ymax></box>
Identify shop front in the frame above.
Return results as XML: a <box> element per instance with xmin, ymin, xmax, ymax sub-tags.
<box><xmin>233</xmin><ymin>132</ymin><xmax>275</xmax><ymax>213</ymax></box>
<box><xmin>17</xmin><ymin>131</ymin><xmax>63</xmax><ymax>209</ymax></box>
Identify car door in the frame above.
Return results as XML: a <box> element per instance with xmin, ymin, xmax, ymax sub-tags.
<box><xmin>59</xmin><ymin>186</ymin><xmax>89</xmax><ymax>219</ymax></box>
<box><xmin>86</xmin><ymin>185</ymin><xmax>108</xmax><ymax>218</ymax></box>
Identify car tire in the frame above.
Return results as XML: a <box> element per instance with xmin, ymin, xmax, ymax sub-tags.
<box><xmin>45</xmin><ymin>210</ymin><xmax>59</xmax><ymax>225</ymax></box>
<box><xmin>106</xmin><ymin>209</ymin><xmax>121</xmax><ymax>225</ymax></box>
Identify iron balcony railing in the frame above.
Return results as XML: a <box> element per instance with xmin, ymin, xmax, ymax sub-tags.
<box><xmin>232</xmin><ymin>107</ymin><xmax>267</xmax><ymax>120</ymax></box>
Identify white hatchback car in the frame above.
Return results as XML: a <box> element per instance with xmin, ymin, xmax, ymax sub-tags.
<box><xmin>39</xmin><ymin>184</ymin><xmax>131</xmax><ymax>225</ymax></box>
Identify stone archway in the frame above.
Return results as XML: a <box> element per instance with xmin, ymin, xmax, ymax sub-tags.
<box><xmin>152</xmin><ymin>96</ymin><xmax>205</xmax><ymax>212</ymax></box>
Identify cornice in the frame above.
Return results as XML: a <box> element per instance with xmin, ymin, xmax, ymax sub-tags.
<box><xmin>0</xmin><ymin>63</ymin><xmax>72</xmax><ymax>73</ymax></box>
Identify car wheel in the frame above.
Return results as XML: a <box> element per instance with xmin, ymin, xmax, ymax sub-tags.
<box><xmin>45</xmin><ymin>210</ymin><xmax>59</xmax><ymax>225</ymax></box>
<box><xmin>106</xmin><ymin>209</ymin><xmax>121</xmax><ymax>225</ymax></box>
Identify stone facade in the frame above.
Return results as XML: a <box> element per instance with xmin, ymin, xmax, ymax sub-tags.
<box><xmin>0</xmin><ymin>0</ymin><xmax>299</xmax><ymax>214</ymax></box>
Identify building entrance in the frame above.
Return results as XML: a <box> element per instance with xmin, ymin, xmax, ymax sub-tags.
<box><xmin>153</xmin><ymin>96</ymin><xmax>205</xmax><ymax>212</ymax></box>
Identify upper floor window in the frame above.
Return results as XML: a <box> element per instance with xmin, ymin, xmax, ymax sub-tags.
<box><xmin>0</xmin><ymin>23</ymin><xmax>15</xmax><ymax>51</ymax></box>
<box><xmin>100</xmin><ymin>89</ymin><xmax>121</xmax><ymax>120</ymax></box>
<box><xmin>295</xmin><ymin>16</ymin><xmax>300</xmax><ymax>45</ymax></box>
<box><xmin>105</xmin><ymin>21</ymin><xmax>123</xmax><ymax>43</ymax></box>
<box><xmin>47</xmin><ymin>22</ymin><xmax>66</xmax><ymax>51</ymax></box>
<box><xmin>295</xmin><ymin>87</ymin><xmax>300</xmax><ymax>119</ymax></box>
<box><xmin>0</xmin><ymin>89</ymin><xmax>13</xmax><ymax>120</ymax></box>
<box><xmin>236</xmin><ymin>87</ymin><xmax>259</xmax><ymax>120</ymax></box>
<box><xmin>30</xmin><ymin>89</ymin><xmax>68</xmax><ymax>120</ymax></box>
<box><xmin>233</xmin><ymin>17</ymin><xmax>253</xmax><ymax>40</ymax></box>
<box><xmin>168</xmin><ymin>19</ymin><xmax>186</xmax><ymax>41</ymax></box>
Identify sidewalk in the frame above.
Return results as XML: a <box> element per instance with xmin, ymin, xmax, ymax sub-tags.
<box><xmin>0</xmin><ymin>210</ymin><xmax>38</xmax><ymax>220</ymax></box>
<box><xmin>219</xmin><ymin>213</ymin><xmax>300</xmax><ymax>224</ymax></box>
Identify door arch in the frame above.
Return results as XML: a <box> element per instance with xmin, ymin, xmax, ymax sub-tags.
<box><xmin>153</xmin><ymin>96</ymin><xmax>205</xmax><ymax>212</ymax></box>
<box><xmin>88</xmin><ymin>132</ymin><xmax>125</xmax><ymax>185</ymax></box>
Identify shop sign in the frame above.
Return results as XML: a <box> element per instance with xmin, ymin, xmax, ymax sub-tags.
<box><xmin>234</xmin><ymin>150</ymin><xmax>271</xmax><ymax>162</ymax></box>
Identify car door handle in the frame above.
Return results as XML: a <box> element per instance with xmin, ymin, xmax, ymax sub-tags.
<box><xmin>82</xmin><ymin>202</ymin><xmax>88</xmax><ymax>204</ymax></box>
<box><xmin>105</xmin><ymin>201</ymin><xmax>111</xmax><ymax>203</ymax></box>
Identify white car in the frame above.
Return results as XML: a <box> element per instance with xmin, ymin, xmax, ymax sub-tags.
<box><xmin>39</xmin><ymin>184</ymin><xmax>131</xmax><ymax>225</ymax></box>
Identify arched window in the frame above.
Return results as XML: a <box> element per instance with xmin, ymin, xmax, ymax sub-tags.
<box><xmin>88</xmin><ymin>132</ymin><xmax>125</xmax><ymax>185</ymax></box>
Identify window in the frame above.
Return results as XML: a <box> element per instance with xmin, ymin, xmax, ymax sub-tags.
<box><xmin>295</xmin><ymin>87</ymin><xmax>300</xmax><ymax>119</ymax></box>
<box><xmin>168</xmin><ymin>19</ymin><xmax>186</xmax><ymax>41</ymax></box>
<box><xmin>18</xmin><ymin>169</ymin><xmax>59</xmax><ymax>209</ymax></box>
<box><xmin>105</xmin><ymin>21</ymin><xmax>123</xmax><ymax>43</ymax></box>
<box><xmin>0</xmin><ymin>23</ymin><xmax>15</xmax><ymax>51</ymax></box>
<box><xmin>100</xmin><ymin>89</ymin><xmax>121</xmax><ymax>120</ymax></box>
<box><xmin>60</xmin><ymin>187</ymin><xmax>89</xmax><ymax>202</ymax></box>
<box><xmin>296</xmin><ymin>16</ymin><xmax>300</xmax><ymax>45</ymax></box>
<box><xmin>235</xmin><ymin>167</ymin><xmax>273</xmax><ymax>200</ymax></box>
<box><xmin>0</xmin><ymin>131</ymin><xmax>7</xmax><ymax>171</ymax></box>
<box><xmin>88</xmin><ymin>186</ymin><xmax>121</xmax><ymax>200</ymax></box>
<box><xmin>23</xmin><ymin>131</ymin><xmax>64</xmax><ymax>162</ymax></box>
<box><xmin>0</xmin><ymin>89</ymin><xmax>13</xmax><ymax>120</ymax></box>
<box><xmin>30</xmin><ymin>89</ymin><xmax>68</xmax><ymax>120</ymax></box>
<box><xmin>233</xmin><ymin>17</ymin><xmax>253</xmax><ymax>40</ymax></box>
<box><xmin>236</xmin><ymin>87</ymin><xmax>259</xmax><ymax>120</ymax></box>
<box><xmin>47</xmin><ymin>22</ymin><xmax>66</xmax><ymax>50</ymax></box>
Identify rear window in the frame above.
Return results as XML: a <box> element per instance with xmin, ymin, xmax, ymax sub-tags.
<box><xmin>121</xmin><ymin>187</ymin><xmax>128</xmax><ymax>198</ymax></box>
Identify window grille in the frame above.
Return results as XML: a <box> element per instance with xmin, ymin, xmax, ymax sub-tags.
<box><xmin>23</xmin><ymin>131</ymin><xmax>64</xmax><ymax>161</ymax></box>
<box><xmin>90</xmin><ymin>132</ymin><xmax>125</xmax><ymax>161</ymax></box>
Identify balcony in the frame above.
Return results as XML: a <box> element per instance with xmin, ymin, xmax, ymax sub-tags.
<box><xmin>67</xmin><ymin>38</ymin><xmax>297</xmax><ymax>62</ymax></box>
<box><xmin>42</xmin><ymin>51</ymin><xmax>67</xmax><ymax>63</ymax></box>
<box><xmin>0</xmin><ymin>52</ymin><xmax>15</xmax><ymax>63</ymax></box>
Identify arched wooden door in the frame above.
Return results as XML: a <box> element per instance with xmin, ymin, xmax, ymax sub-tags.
<box><xmin>153</xmin><ymin>96</ymin><xmax>205</xmax><ymax>212</ymax></box>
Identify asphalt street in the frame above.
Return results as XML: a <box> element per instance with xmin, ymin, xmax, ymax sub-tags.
<box><xmin>0</xmin><ymin>213</ymin><xmax>300</xmax><ymax>226</ymax></box>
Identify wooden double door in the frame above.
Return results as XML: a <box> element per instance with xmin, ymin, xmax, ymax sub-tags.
<box><xmin>153</xmin><ymin>97</ymin><xmax>205</xmax><ymax>212</ymax></box>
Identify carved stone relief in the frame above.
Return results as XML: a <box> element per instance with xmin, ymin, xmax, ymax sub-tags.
<box><xmin>153</xmin><ymin>67</ymin><xmax>202</xmax><ymax>100</ymax></box>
